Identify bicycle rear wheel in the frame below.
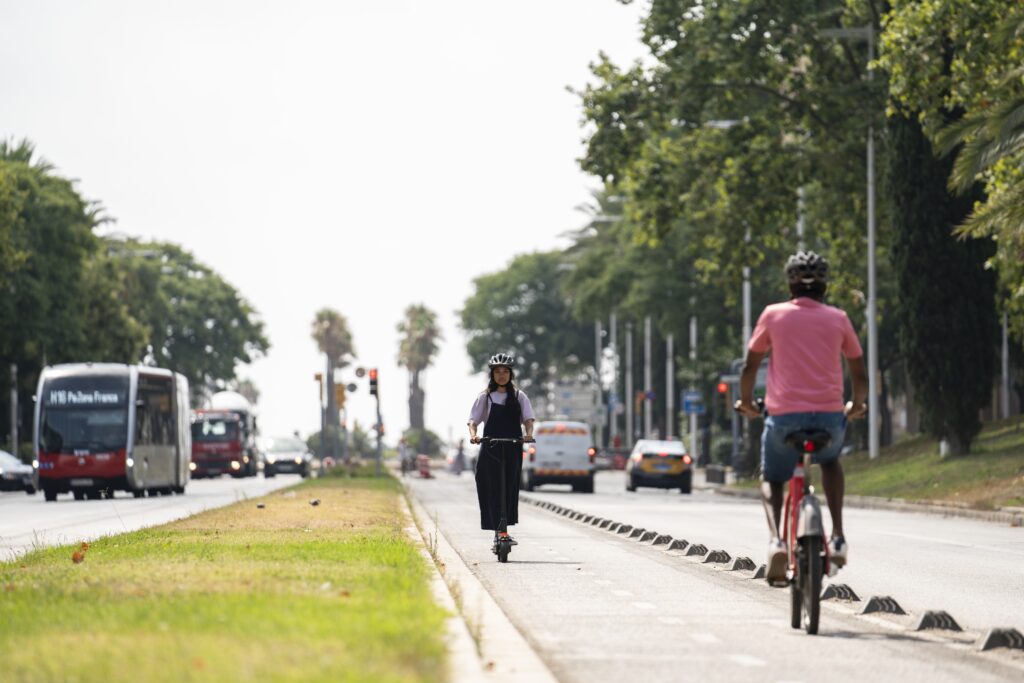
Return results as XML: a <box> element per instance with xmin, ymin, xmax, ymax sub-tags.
<box><xmin>801</xmin><ymin>536</ymin><xmax>823</xmax><ymax>634</ymax></box>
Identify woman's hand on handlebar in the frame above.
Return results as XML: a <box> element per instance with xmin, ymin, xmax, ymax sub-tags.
<box><xmin>522</xmin><ymin>436</ymin><xmax>535</xmax><ymax>443</ymax></box>
<box><xmin>470</xmin><ymin>435</ymin><xmax>482</xmax><ymax>445</ymax></box>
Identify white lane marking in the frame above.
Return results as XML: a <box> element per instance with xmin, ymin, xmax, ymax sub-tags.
<box><xmin>631</xmin><ymin>602</ymin><xmax>656</xmax><ymax>610</ymax></box>
<box><xmin>555</xmin><ymin>557</ymin><xmax>571</xmax><ymax>562</ymax></box>
<box><xmin>690</xmin><ymin>633</ymin><xmax>720</xmax><ymax>644</ymax></box>
<box><xmin>729</xmin><ymin>654</ymin><xmax>766</xmax><ymax>668</ymax></box>
<box><xmin>657</xmin><ymin>616</ymin><xmax>685</xmax><ymax>625</ymax></box>
<box><xmin>611</xmin><ymin>589</ymin><xmax>634</xmax><ymax>597</ymax></box>
<box><xmin>594</xmin><ymin>579</ymin><xmax>613</xmax><ymax>586</ymax></box>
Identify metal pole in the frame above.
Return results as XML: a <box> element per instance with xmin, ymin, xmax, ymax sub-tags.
<box><xmin>742</xmin><ymin>230</ymin><xmax>752</xmax><ymax>353</ymax></box>
<box><xmin>625</xmin><ymin>322</ymin><xmax>634</xmax><ymax>448</ymax></box>
<box><xmin>609</xmin><ymin>313</ymin><xmax>619</xmax><ymax>446</ymax></box>
<box><xmin>796</xmin><ymin>186</ymin><xmax>806</xmax><ymax>252</ymax></box>
<box><xmin>689</xmin><ymin>309</ymin><xmax>698</xmax><ymax>462</ymax></box>
<box><xmin>595</xmin><ymin>320</ymin><xmax>604</xmax><ymax>446</ymax></box>
<box><xmin>666</xmin><ymin>334</ymin><xmax>674</xmax><ymax>439</ymax></box>
<box><xmin>1002</xmin><ymin>312</ymin><xmax>1011</xmax><ymax>420</ymax></box>
<box><xmin>375</xmin><ymin>398</ymin><xmax>383</xmax><ymax>478</ymax></box>
<box><xmin>9</xmin><ymin>363</ymin><xmax>17</xmax><ymax>456</ymax></box>
<box><xmin>644</xmin><ymin>316</ymin><xmax>652</xmax><ymax>439</ymax></box>
<box><xmin>867</xmin><ymin>28</ymin><xmax>879</xmax><ymax>460</ymax></box>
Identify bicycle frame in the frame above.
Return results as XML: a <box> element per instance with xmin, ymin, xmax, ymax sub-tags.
<box><xmin>781</xmin><ymin>451</ymin><xmax>830</xmax><ymax>582</ymax></box>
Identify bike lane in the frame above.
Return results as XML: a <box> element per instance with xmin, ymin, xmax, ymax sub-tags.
<box><xmin>405</xmin><ymin>471</ymin><xmax>1023</xmax><ymax>683</ymax></box>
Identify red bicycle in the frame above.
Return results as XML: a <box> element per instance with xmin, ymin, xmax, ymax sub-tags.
<box><xmin>780</xmin><ymin>428</ymin><xmax>833</xmax><ymax>634</ymax></box>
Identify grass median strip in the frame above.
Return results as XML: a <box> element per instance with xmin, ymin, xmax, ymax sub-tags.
<box><xmin>0</xmin><ymin>475</ymin><xmax>448</xmax><ymax>683</ymax></box>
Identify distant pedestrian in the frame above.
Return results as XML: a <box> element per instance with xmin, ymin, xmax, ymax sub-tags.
<box><xmin>451</xmin><ymin>439</ymin><xmax>467</xmax><ymax>475</ymax></box>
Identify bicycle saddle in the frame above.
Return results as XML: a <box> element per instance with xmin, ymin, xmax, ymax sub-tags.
<box><xmin>784</xmin><ymin>429</ymin><xmax>832</xmax><ymax>453</ymax></box>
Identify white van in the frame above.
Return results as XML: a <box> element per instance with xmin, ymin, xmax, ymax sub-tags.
<box><xmin>522</xmin><ymin>420</ymin><xmax>595</xmax><ymax>493</ymax></box>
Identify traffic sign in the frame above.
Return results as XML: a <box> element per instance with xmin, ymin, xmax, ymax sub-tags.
<box><xmin>682</xmin><ymin>390</ymin><xmax>705</xmax><ymax>415</ymax></box>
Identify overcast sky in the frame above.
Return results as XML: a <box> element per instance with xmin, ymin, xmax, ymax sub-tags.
<box><xmin>0</xmin><ymin>0</ymin><xmax>648</xmax><ymax>444</ymax></box>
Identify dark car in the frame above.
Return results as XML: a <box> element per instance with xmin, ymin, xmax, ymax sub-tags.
<box><xmin>261</xmin><ymin>436</ymin><xmax>313</xmax><ymax>478</ymax></box>
<box><xmin>0</xmin><ymin>450</ymin><xmax>37</xmax><ymax>494</ymax></box>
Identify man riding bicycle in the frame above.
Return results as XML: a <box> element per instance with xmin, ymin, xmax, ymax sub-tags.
<box><xmin>467</xmin><ymin>353</ymin><xmax>536</xmax><ymax>549</ymax></box>
<box><xmin>735</xmin><ymin>251</ymin><xmax>868</xmax><ymax>585</ymax></box>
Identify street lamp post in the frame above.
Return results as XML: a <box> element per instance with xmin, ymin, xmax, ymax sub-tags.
<box><xmin>821</xmin><ymin>25</ymin><xmax>880</xmax><ymax>460</ymax></box>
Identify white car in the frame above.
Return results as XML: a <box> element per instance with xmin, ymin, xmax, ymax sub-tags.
<box><xmin>521</xmin><ymin>420</ymin><xmax>595</xmax><ymax>493</ymax></box>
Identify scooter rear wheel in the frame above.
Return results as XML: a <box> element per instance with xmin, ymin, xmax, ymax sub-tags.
<box><xmin>497</xmin><ymin>542</ymin><xmax>510</xmax><ymax>563</ymax></box>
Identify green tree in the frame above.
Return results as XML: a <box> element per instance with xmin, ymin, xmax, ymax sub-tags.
<box><xmin>888</xmin><ymin>113</ymin><xmax>997</xmax><ymax>454</ymax></box>
<box><xmin>107</xmin><ymin>238</ymin><xmax>269</xmax><ymax>397</ymax></box>
<box><xmin>401</xmin><ymin>427</ymin><xmax>442</xmax><ymax>458</ymax></box>
<box><xmin>881</xmin><ymin>0</ymin><xmax>1024</xmax><ymax>338</ymax></box>
<box><xmin>460</xmin><ymin>251</ymin><xmax>593</xmax><ymax>391</ymax></box>
<box><xmin>396</xmin><ymin>304</ymin><xmax>442</xmax><ymax>431</ymax></box>
<box><xmin>311</xmin><ymin>308</ymin><xmax>355</xmax><ymax>461</ymax></box>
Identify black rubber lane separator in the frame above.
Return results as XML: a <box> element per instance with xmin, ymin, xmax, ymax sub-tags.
<box><xmin>861</xmin><ymin>596</ymin><xmax>906</xmax><ymax>615</ymax></box>
<box><xmin>820</xmin><ymin>584</ymin><xmax>860</xmax><ymax>602</ymax></box>
<box><xmin>607</xmin><ymin>522</ymin><xmax>621</xmax><ymax>532</ymax></box>
<box><xmin>652</xmin><ymin>534</ymin><xmax>672</xmax><ymax>546</ymax></box>
<box><xmin>684</xmin><ymin>543</ymin><xmax>709</xmax><ymax>557</ymax></box>
<box><xmin>629</xmin><ymin>527</ymin><xmax>646</xmax><ymax>539</ymax></box>
<box><xmin>599</xmin><ymin>519</ymin><xmax>612</xmax><ymax>529</ymax></box>
<box><xmin>617</xmin><ymin>524</ymin><xmax>633</xmax><ymax>535</ymax></box>
<box><xmin>638</xmin><ymin>530</ymin><xmax>657</xmax><ymax>542</ymax></box>
<box><xmin>726</xmin><ymin>556</ymin><xmax>756</xmax><ymax>572</ymax></box>
<box><xmin>703</xmin><ymin>550</ymin><xmax>731</xmax><ymax>564</ymax></box>
<box><xmin>590</xmin><ymin>517</ymin><xmax>604</xmax><ymax>526</ymax></box>
<box><xmin>977</xmin><ymin>627</ymin><xmax>1024</xmax><ymax>652</ymax></box>
<box><xmin>582</xmin><ymin>515</ymin><xmax>594</xmax><ymax>523</ymax></box>
<box><xmin>752</xmin><ymin>564</ymin><xmax>767</xmax><ymax>580</ymax></box>
<box><xmin>913</xmin><ymin>611</ymin><xmax>962</xmax><ymax>632</ymax></box>
<box><xmin>667</xmin><ymin>539</ymin><xmax>690</xmax><ymax>551</ymax></box>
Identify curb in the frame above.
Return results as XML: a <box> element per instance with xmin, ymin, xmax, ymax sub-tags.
<box><xmin>399</xmin><ymin>496</ymin><xmax>484</xmax><ymax>683</ymax></box>
<box><xmin>711</xmin><ymin>486</ymin><xmax>1024</xmax><ymax>526</ymax></box>
<box><xmin>402</xmin><ymin>486</ymin><xmax>559</xmax><ymax>683</ymax></box>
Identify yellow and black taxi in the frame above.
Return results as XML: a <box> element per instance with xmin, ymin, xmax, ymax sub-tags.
<box><xmin>625</xmin><ymin>439</ymin><xmax>693</xmax><ymax>494</ymax></box>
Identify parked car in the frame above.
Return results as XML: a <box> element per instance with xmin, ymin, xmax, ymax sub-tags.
<box><xmin>261</xmin><ymin>436</ymin><xmax>313</xmax><ymax>478</ymax></box>
<box><xmin>625</xmin><ymin>439</ymin><xmax>693</xmax><ymax>494</ymax></box>
<box><xmin>522</xmin><ymin>420</ymin><xmax>595</xmax><ymax>493</ymax></box>
<box><xmin>0</xmin><ymin>450</ymin><xmax>37</xmax><ymax>494</ymax></box>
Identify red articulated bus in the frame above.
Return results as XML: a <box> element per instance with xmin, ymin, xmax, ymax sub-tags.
<box><xmin>33</xmin><ymin>363</ymin><xmax>191</xmax><ymax>502</ymax></box>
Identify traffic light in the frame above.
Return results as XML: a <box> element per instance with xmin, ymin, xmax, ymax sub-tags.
<box><xmin>369</xmin><ymin>368</ymin><xmax>378</xmax><ymax>397</ymax></box>
<box><xmin>334</xmin><ymin>383</ymin><xmax>346</xmax><ymax>409</ymax></box>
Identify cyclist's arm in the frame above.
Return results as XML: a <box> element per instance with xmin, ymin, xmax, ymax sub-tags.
<box><xmin>845</xmin><ymin>354</ymin><xmax>869</xmax><ymax>418</ymax></box>
<box><xmin>736</xmin><ymin>349</ymin><xmax>766</xmax><ymax>417</ymax></box>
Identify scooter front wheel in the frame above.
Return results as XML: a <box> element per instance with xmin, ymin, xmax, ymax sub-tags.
<box><xmin>497</xmin><ymin>542</ymin><xmax>510</xmax><ymax>563</ymax></box>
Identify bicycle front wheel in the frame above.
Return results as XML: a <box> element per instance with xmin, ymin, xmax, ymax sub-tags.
<box><xmin>801</xmin><ymin>536</ymin><xmax>823</xmax><ymax>634</ymax></box>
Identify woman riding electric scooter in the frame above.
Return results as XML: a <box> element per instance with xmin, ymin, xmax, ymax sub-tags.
<box><xmin>467</xmin><ymin>353</ymin><xmax>535</xmax><ymax>556</ymax></box>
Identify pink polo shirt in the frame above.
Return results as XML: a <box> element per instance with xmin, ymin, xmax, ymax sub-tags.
<box><xmin>749</xmin><ymin>298</ymin><xmax>863</xmax><ymax>415</ymax></box>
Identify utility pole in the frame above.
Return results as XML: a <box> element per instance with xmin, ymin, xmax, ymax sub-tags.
<box><xmin>666</xmin><ymin>334</ymin><xmax>674</xmax><ymax>439</ymax></box>
<box><xmin>643</xmin><ymin>316</ymin><xmax>653</xmax><ymax>438</ymax></box>
<box><xmin>1002</xmin><ymin>312</ymin><xmax>1011</xmax><ymax>419</ymax></box>
<box><xmin>369</xmin><ymin>368</ymin><xmax>382</xmax><ymax>477</ymax></box>
<box><xmin>595</xmin><ymin>320</ymin><xmax>604</xmax><ymax>446</ymax></box>
<box><xmin>609</xmin><ymin>313</ymin><xmax>619</xmax><ymax>446</ymax></box>
<box><xmin>625</xmin><ymin>321</ymin><xmax>634</xmax><ymax>449</ymax></box>
<box><xmin>9</xmin><ymin>364</ymin><xmax>17</xmax><ymax>457</ymax></box>
<box><xmin>689</xmin><ymin>304</ymin><xmax>698</xmax><ymax>462</ymax></box>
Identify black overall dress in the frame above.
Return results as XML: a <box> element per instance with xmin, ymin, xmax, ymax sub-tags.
<box><xmin>475</xmin><ymin>393</ymin><xmax>523</xmax><ymax>531</ymax></box>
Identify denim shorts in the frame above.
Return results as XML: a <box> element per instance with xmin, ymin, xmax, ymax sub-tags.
<box><xmin>761</xmin><ymin>412</ymin><xmax>847</xmax><ymax>483</ymax></box>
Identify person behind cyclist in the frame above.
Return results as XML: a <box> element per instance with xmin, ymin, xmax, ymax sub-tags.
<box><xmin>467</xmin><ymin>353</ymin><xmax>535</xmax><ymax>549</ymax></box>
<box><xmin>735</xmin><ymin>251</ymin><xmax>868</xmax><ymax>584</ymax></box>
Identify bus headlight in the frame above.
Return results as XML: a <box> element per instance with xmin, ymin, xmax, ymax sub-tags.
<box><xmin>230</xmin><ymin>461</ymin><xmax>241</xmax><ymax>470</ymax></box>
<box><xmin>126</xmin><ymin>458</ymin><xmax>135</xmax><ymax>468</ymax></box>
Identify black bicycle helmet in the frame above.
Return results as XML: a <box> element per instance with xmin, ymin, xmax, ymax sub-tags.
<box><xmin>487</xmin><ymin>353</ymin><xmax>515</xmax><ymax>368</ymax></box>
<box><xmin>785</xmin><ymin>250</ymin><xmax>829</xmax><ymax>285</ymax></box>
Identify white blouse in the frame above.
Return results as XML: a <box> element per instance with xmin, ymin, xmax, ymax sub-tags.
<box><xmin>467</xmin><ymin>390</ymin><xmax>536</xmax><ymax>426</ymax></box>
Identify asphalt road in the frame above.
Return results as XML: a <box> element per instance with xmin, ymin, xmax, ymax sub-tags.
<box><xmin>0</xmin><ymin>474</ymin><xmax>302</xmax><ymax>561</ymax></box>
<box><xmin>406</xmin><ymin>468</ymin><xmax>1024</xmax><ymax>683</ymax></box>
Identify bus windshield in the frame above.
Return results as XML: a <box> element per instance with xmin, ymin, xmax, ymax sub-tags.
<box><xmin>191</xmin><ymin>419</ymin><xmax>240</xmax><ymax>442</ymax></box>
<box><xmin>39</xmin><ymin>374</ymin><xmax>129</xmax><ymax>452</ymax></box>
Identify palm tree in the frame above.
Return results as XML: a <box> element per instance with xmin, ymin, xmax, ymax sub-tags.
<box><xmin>397</xmin><ymin>304</ymin><xmax>442</xmax><ymax>431</ymax></box>
<box><xmin>311</xmin><ymin>309</ymin><xmax>355</xmax><ymax>460</ymax></box>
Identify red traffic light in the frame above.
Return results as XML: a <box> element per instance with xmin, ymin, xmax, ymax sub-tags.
<box><xmin>368</xmin><ymin>368</ymin><xmax>378</xmax><ymax>380</ymax></box>
<box><xmin>717</xmin><ymin>382</ymin><xmax>728</xmax><ymax>394</ymax></box>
